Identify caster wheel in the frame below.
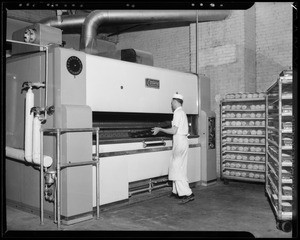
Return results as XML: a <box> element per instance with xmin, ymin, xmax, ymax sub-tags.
<box><xmin>281</xmin><ymin>221</ymin><xmax>292</xmax><ymax>233</ymax></box>
<box><xmin>276</xmin><ymin>221</ymin><xmax>292</xmax><ymax>232</ymax></box>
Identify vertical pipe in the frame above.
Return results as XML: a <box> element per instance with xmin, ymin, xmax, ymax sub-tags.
<box><xmin>196</xmin><ymin>10</ymin><xmax>199</xmax><ymax>75</ymax></box>
<box><xmin>24</xmin><ymin>87</ymin><xmax>34</xmax><ymax>162</ymax></box>
<box><xmin>44</xmin><ymin>47</ymin><xmax>49</xmax><ymax>121</ymax></box>
<box><xmin>32</xmin><ymin>115</ymin><xmax>41</xmax><ymax>165</ymax></box>
<box><xmin>54</xmin><ymin>182</ymin><xmax>57</xmax><ymax>223</ymax></box>
<box><xmin>56</xmin><ymin>129</ymin><xmax>61</xmax><ymax>229</ymax></box>
<box><xmin>96</xmin><ymin>128</ymin><xmax>100</xmax><ymax>219</ymax></box>
<box><xmin>40</xmin><ymin>129</ymin><xmax>44</xmax><ymax>225</ymax></box>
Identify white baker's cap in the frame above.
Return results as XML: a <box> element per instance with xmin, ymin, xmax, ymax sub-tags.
<box><xmin>173</xmin><ymin>93</ymin><xmax>184</xmax><ymax>100</ymax></box>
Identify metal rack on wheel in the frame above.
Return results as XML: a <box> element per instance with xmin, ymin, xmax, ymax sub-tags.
<box><xmin>220</xmin><ymin>92</ymin><xmax>267</xmax><ymax>184</ymax></box>
<box><xmin>265</xmin><ymin>70</ymin><xmax>293</xmax><ymax>233</ymax></box>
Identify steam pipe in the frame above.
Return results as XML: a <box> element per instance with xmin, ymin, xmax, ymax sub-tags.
<box><xmin>32</xmin><ymin>114</ymin><xmax>41</xmax><ymax>165</ymax></box>
<box><xmin>39</xmin><ymin>15</ymin><xmax>86</xmax><ymax>33</ymax></box>
<box><xmin>24</xmin><ymin>87</ymin><xmax>34</xmax><ymax>162</ymax></box>
<box><xmin>81</xmin><ymin>10</ymin><xmax>230</xmax><ymax>53</ymax></box>
<box><xmin>5</xmin><ymin>146</ymin><xmax>53</xmax><ymax>168</ymax></box>
<box><xmin>40</xmin><ymin>10</ymin><xmax>230</xmax><ymax>53</ymax></box>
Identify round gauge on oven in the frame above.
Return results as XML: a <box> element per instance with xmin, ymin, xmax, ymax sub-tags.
<box><xmin>66</xmin><ymin>56</ymin><xmax>83</xmax><ymax>76</ymax></box>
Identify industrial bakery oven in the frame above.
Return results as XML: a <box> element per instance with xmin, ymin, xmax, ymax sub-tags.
<box><xmin>5</xmin><ymin>24</ymin><xmax>207</xmax><ymax>225</ymax></box>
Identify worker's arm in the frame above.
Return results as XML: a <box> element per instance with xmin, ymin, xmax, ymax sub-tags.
<box><xmin>152</xmin><ymin>126</ymin><xmax>178</xmax><ymax>135</ymax></box>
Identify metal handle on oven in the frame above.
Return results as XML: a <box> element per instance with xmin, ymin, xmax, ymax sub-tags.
<box><xmin>143</xmin><ymin>140</ymin><xmax>166</xmax><ymax>148</ymax></box>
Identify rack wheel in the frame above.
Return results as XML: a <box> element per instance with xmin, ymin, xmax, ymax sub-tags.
<box><xmin>281</xmin><ymin>221</ymin><xmax>292</xmax><ymax>233</ymax></box>
<box><xmin>276</xmin><ymin>221</ymin><xmax>292</xmax><ymax>232</ymax></box>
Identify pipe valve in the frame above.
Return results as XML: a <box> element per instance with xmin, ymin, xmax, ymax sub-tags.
<box><xmin>21</xmin><ymin>81</ymin><xmax>45</xmax><ymax>93</ymax></box>
<box><xmin>31</xmin><ymin>107</ymin><xmax>47</xmax><ymax>124</ymax></box>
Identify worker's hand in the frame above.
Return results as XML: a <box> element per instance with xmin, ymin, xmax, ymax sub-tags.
<box><xmin>152</xmin><ymin>127</ymin><xmax>160</xmax><ymax>135</ymax></box>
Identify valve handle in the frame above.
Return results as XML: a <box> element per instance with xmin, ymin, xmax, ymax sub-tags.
<box><xmin>45</xmin><ymin>105</ymin><xmax>55</xmax><ymax>116</ymax></box>
<box><xmin>21</xmin><ymin>81</ymin><xmax>45</xmax><ymax>93</ymax></box>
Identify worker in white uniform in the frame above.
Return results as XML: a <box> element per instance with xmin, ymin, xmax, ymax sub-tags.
<box><xmin>152</xmin><ymin>93</ymin><xmax>195</xmax><ymax>204</ymax></box>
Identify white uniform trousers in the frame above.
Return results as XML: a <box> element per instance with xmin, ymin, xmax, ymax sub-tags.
<box><xmin>172</xmin><ymin>180</ymin><xmax>192</xmax><ymax>197</ymax></box>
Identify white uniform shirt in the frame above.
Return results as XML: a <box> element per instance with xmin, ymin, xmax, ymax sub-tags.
<box><xmin>172</xmin><ymin>106</ymin><xmax>188</xmax><ymax>135</ymax></box>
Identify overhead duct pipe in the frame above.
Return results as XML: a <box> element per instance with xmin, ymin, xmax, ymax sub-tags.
<box><xmin>40</xmin><ymin>14</ymin><xmax>86</xmax><ymax>34</ymax></box>
<box><xmin>40</xmin><ymin>10</ymin><xmax>230</xmax><ymax>53</ymax></box>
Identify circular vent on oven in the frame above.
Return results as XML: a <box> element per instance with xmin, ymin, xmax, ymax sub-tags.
<box><xmin>66</xmin><ymin>56</ymin><xmax>83</xmax><ymax>76</ymax></box>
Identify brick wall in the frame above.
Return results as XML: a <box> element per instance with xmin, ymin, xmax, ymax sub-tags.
<box><xmin>117</xmin><ymin>26</ymin><xmax>190</xmax><ymax>72</ymax></box>
<box><xmin>256</xmin><ymin>2</ymin><xmax>293</xmax><ymax>91</ymax></box>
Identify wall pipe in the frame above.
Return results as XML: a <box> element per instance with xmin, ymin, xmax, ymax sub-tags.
<box><xmin>32</xmin><ymin>114</ymin><xmax>42</xmax><ymax>165</ymax></box>
<box><xmin>24</xmin><ymin>87</ymin><xmax>34</xmax><ymax>162</ymax></box>
<box><xmin>6</xmin><ymin>146</ymin><xmax>53</xmax><ymax>168</ymax></box>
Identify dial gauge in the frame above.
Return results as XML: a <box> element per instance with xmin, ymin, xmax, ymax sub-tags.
<box><xmin>66</xmin><ymin>56</ymin><xmax>83</xmax><ymax>76</ymax></box>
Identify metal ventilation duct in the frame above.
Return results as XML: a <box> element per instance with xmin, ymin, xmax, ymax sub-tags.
<box><xmin>40</xmin><ymin>10</ymin><xmax>230</xmax><ymax>53</ymax></box>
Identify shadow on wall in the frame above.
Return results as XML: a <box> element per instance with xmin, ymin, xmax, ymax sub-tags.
<box><xmin>256</xmin><ymin>53</ymin><xmax>292</xmax><ymax>92</ymax></box>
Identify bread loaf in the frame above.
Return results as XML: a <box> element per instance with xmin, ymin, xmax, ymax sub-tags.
<box><xmin>250</xmin><ymin>146</ymin><xmax>256</xmax><ymax>152</ymax></box>
<box><xmin>243</xmin><ymin>146</ymin><xmax>249</xmax><ymax>151</ymax></box>
<box><xmin>259</xmin><ymin>174</ymin><xmax>265</xmax><ymax>179</ymax></box>
<box><xmin>237</xmin><ymin>130</ymin><xmax>243</xmax><ymax>135</ymax></box>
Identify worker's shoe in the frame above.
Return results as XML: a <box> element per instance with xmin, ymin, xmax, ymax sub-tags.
<box><xmin>179</xmin><ymin>193</ymin><xmax>195</xmax><ymax>204</ymax></box>
<box><xmin>168</xmin><ymin>192</ymin><xmax>179</xmax><ymax>199</ymax></box>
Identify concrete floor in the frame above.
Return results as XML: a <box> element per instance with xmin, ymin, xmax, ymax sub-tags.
<box><xmin>4</xmin><ymin>180</ymin><xmax>294</xmax><ymax>238</ymax></box>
